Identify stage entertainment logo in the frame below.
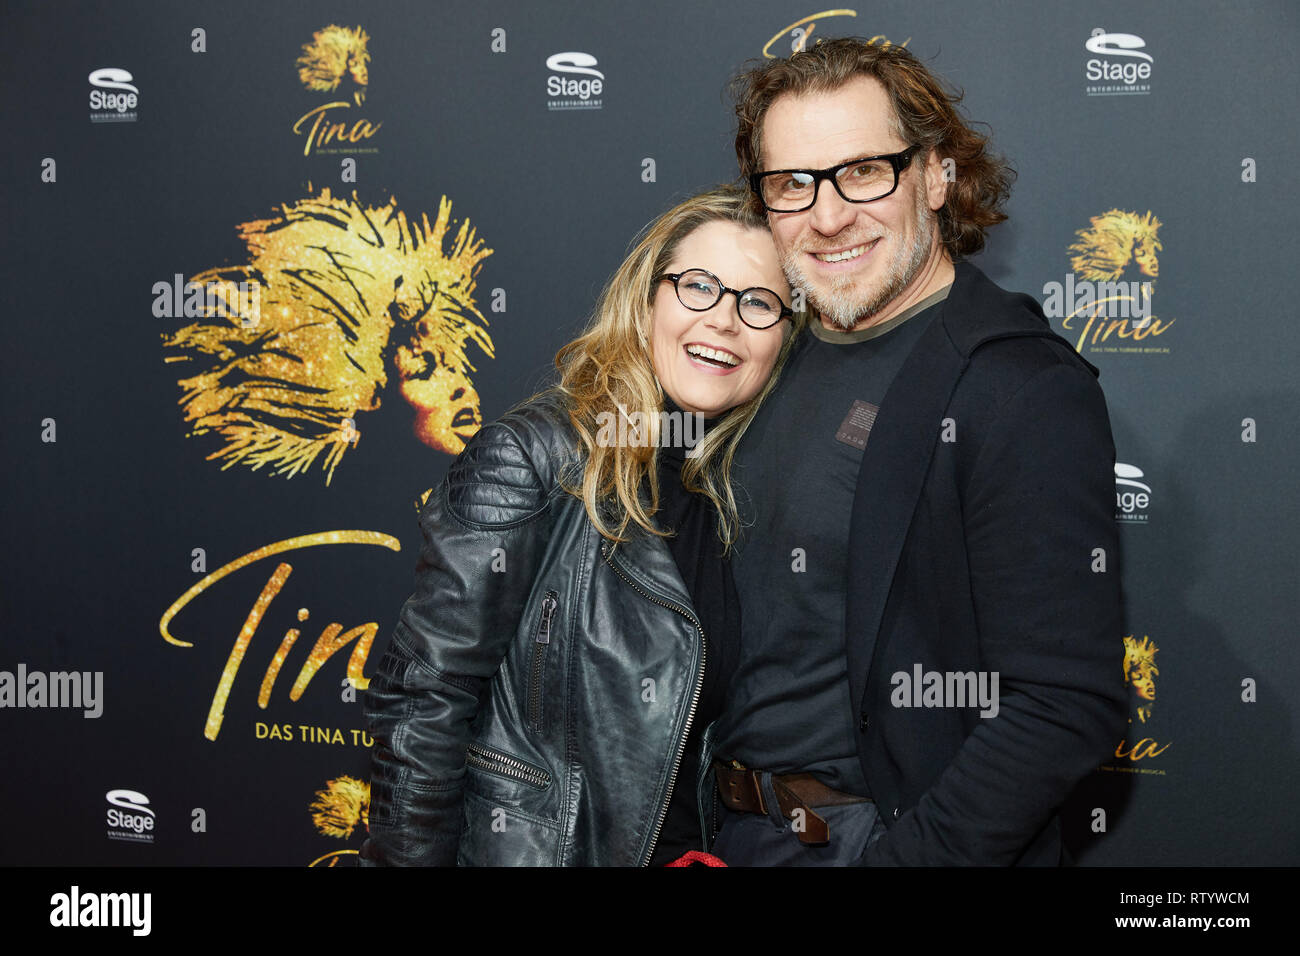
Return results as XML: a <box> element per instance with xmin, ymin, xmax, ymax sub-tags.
<box><xmin>761</xmin><ymin>10</ymin><xmax>902</xmax><ymax>57</ymax></box>
<box><xmin>105</xmin><ymin>789</ymin><xmax>155</xmax><ymax>844</ymax></box>
<box><xmin>1085</xmin><ymin>29</ymin><xmax>1153</xmax><ymax>96</ymax></box>
<box><xmin>1115</xmin><ymin>462</ymin><xmax>1152</xmax><ymax>523</ymax></box>
<box><xmin>308</xmin><ymin>775</ymin><xmax>371</xmax><ymax>866</ymax></box>
<box><xmin>546</xmin><ymin>52</ymin><xmax>604</xmax><ymax>110</ymax></box>
<box><xmin>1042</xmin><ymin>209</ymin><xmax>1174</xmax><ymax>355</ymax></box>
<box><xmin>88</xmin><ymin>68</ymin><xmax>139</xmax><ymax>123</ymax></box>
<box><xmin>293</xmin><ymin>24</ymin><xmax>382</xmax><ymax>155</ymax></box>
<box><xmin>1100</xmin><ymin>634</ymin><xmax>1170</xmax><ymax>775</ymax></box>
<box><xmin>161</xmin><ymin>188</ymin><xmax>494</xmax><ymax>483</ymax></box>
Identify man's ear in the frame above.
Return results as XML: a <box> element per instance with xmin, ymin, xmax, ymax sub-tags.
<box><xmin>924</xmin><ymin>149</ymin><xmax>948</xmax><ymax>212</ymax></box>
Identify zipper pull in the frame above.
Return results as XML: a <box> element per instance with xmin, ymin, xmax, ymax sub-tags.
<box><xmin>536</xmin><ymin>595</ymin><xmax>557</xmax><ymax>645</ymax></box>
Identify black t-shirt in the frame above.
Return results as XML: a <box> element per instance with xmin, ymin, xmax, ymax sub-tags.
<box><xmin>714</xmin><ymin>286</ymin><xmax>951</xmax><ymax>793</ymax></box>
<box><xmin>646</xmin><ymin>397</ymin><xmax>739</xmax><ymax>865</ymax></box>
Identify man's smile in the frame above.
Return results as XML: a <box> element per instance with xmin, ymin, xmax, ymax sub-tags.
<box><xmin>812</xmin><ymin>240</ymin><xmax>877</xmax><ymax>264</ymax></box>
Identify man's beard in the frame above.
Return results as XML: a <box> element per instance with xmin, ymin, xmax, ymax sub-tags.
<box><xmin>782</xmin><ymin>181</ymin><xmax>937</xmax><ymax>331</ymax></box>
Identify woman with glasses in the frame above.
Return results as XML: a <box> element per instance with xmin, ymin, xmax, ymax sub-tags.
<box><xmin>361</xmin><ymin>184</ymin><xmax>804</xmax><ymax>865</ymax></box>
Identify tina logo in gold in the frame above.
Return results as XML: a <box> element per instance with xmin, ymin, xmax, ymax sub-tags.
<box><xmin>1115</xmin><ymin>634</ymin><xmax>1170</xmax><ymax>762</ymax></box>
<box><xmin>162</xmin><ymin>188</ymin><xmax>493</xmax><ymax>483</ymax></box>
<box><xmin>1044</xmin><ymin>209</ymin><xmax>1175</xmax><ymax>352</ymax></box>
<box><xmin>308</xmin><ymin>775</ymin><xmax>370</xmax><ymax>867</ymax></box>
<box><xmin>294</xmin><ymin>24</ymin><xmax>381</xmax><ymax>155</ymax></box>
<box><xmin>160</xmin><ymin>531</ymin><xmax>401</xmax><ymax>741</ymax></box>
<box><xmin>762</xmin><ymin>10</ymin><xmax>908</xmax><ymax>58</ymax></box>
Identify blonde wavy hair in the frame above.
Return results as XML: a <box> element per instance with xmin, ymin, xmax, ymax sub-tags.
<box><xmin>549</xmin><ymin>184</ymin><xmax>804</xmax><ymax>552</ymax></box>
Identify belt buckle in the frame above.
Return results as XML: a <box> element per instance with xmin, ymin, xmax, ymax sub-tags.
<box><xmin>771</xmin><ymin>776</ymin><xmax>831</xmax><ymax>845</ymax></box>
<box><xmin>715</xmin><ymin>760</ymin><xmax>766</xmax><ymax>815</ymax></box>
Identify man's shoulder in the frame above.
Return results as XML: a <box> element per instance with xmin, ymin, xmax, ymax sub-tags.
<box><xmin>943</xmin><ymin>263</ymin><xmax>1099</xmax><ymax>404</ymax></box>
<box><xmin>943</xmin><ymin>262</ymin><xmax>1061</xmax><ymax>352</ymax></box>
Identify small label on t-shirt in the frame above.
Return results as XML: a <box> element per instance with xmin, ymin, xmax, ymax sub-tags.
<box><xmin>835</xmin><ymin>400</ymin><xmax>878</xmax><ymax>449</ymax></box>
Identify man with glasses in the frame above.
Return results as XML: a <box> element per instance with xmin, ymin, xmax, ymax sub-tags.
<box><xmin>707</xmin><ymin>39</ymin><xmax>1125</xmax><ymax>865</ymax></box>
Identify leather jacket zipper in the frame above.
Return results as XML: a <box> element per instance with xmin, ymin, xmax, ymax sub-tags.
<box><xmin>465</xmin><ymin>742</ymin><xmax>551</xmax><ymax>789</ymax></box>
<box><xmin>600</xmin><ymin>541</ymin><xmax>705</xmax><ymax>867</ymax></box>
<box><xmin>697</xmin><ymin>721</ymin><xmax>718</xmax><ymax>850</ymax></box>
<box><xmin>528</xmin><ymin>592</ymin><xmax>559</xmax><ymax>732</ymax></box>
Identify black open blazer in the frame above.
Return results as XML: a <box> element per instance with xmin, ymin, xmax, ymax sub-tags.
<box><xmin>849</xmin><ymin>262</ymin><xmax>1126</xmax><ymax>865</ymax></box>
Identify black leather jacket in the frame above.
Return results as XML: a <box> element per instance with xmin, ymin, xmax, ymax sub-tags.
<box><xmin>360</xmin><ymin>391</ymin><xmax>715</xmax><ymax>865</ymax></box>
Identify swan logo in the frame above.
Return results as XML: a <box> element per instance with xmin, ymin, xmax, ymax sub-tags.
<box><xmin>1085</xmin><ymin>30</ymin><xmax>1153</xmax><ymax>95</ymax></box>
<box><xmin>546</xmin><ymin>52</ymin><xmax>604</xmax><ymax>111</ymax></box>
<box><xmin>1115</xmin><ymin>462</ymin><xmax>1152</xmax><ymax>523</ymax></box>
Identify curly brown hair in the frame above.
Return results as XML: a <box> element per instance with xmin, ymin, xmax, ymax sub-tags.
<box><xmin>732</xmin><ymin>38</ymin><xmax>1015</xmax><ymax>260</ymax></box>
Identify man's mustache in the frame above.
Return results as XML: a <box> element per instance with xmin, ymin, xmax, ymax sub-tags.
<box><xmin>790</xmin><ymin>232</ymin><xmax>885</xmax><ymax>255</ymax></box>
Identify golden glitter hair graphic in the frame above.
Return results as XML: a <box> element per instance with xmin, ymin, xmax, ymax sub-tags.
<box><xmin>162</xmin><ymin>188</ymin><xmax>493</xmax><ymax>484</ymax></box>
<box><xmin>298</xmin><ymin>24</ymin><xmax>371</xmax><ymax>106</ymax></box>
<box><xmin>1122</xmin><ymin>634</ymin><xmax>1159</xmax><ymax>724</ymax></box>
<box><xmin>308</xmin><ymin>775</ymin><xmax>370</xmax><ymax>867</ymax></box>
<box><xmin>1069</xmin><ymin>209</ymin><xmax>1162</xmax><ymax>283</ymax></box>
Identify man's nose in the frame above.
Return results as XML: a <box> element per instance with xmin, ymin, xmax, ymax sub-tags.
<box><xmin>807</xmin><ymin>179</ymin><xmax>858</xmax><ymax>236</ymax></box>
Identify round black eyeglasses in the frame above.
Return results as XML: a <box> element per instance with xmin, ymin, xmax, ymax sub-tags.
<box><xmin>655</xmin><ymin>269</ymin><xmax>793</xmax><ymax>330</ymax></box>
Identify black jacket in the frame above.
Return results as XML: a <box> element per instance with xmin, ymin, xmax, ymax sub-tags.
<box><xmin>360</xmin><ymin>391</ymin><xmax>714</xmax><ymax>865</ymax></box>
<box><xmin>848</xmin><ymin>262</ymin><xmax>1126</xmax><ymax>864</ymax></box>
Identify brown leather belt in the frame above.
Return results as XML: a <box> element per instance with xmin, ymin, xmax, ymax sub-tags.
<box><xmin>714</xmin><ymin>762</ymin><xmax>869</xmax><ymax>845</ymax></box>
